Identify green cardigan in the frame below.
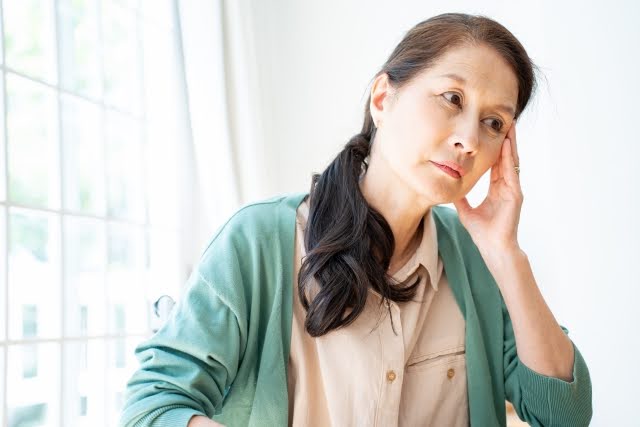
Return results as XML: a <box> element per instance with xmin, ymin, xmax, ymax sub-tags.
<box><xmin>120</xmin><ymin>192</ymin><xmax>592</xmax><ymax>427</ymax></box>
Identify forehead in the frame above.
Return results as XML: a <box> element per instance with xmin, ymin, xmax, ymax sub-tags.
<box><xmin>412</xmin><ymin>44</ymin><xmax>519</xmax><ymax>108</ymax></box>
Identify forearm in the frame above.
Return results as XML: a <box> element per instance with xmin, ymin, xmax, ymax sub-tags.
<box><xmin>483</xmin><ymin>246</ymin><xmax>575</xmax><ymax>382</ymax></box>
<box><xmin>188</xmin><ymin>415</ymin><xmax>225</xmax><ymax>427</ymax></box>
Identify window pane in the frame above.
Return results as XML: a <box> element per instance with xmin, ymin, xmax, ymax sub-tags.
<box><xmin>7</xmin><ymin>343</ymin><xmax>61</xmax><ymax>427</ymax></box>
<box><xmin>80</xmin><ymin>305</ymin><xmax>88</xmax><ymax>335</ymax></box>
<box><xmin>102</xmin><ymin>1</ymin><xmax>141</xmax><ymax>114</ymax></box>
<box><xmin>107</xmin><ymin>224</ymin><xmax>147</xmax><ymax>334</ymax></box>
<box><xmin>106</xmin><ymin>111</ymin><xmax>145</xmax><ymax>222</ymax></box>
<box><xmin>63</xmin><ymin>341</ymin><xmax>106</xmax><ymax>427</ymax></box>
<box><xmin>0</xmin><ymin>4</ymin><xmax>4</xmax><ymax>64</ymax></box>
<box><xmin>22</xmin><ymin>305</ymin><xmax>38</xmax><ymax>337</ymax></box>
<box><xmin>0</xmin><ymin>208</ymin><xmax>6</xmax><ymax>341</ymax></box>
<box><xmin>0</xmin><ymin>77</ymin><xmax>6</xmax><ymax>202</ymax></box>
<box><xmin>6</xmin><ymin>73</ymin><xmax>60</xmax><ymax>209</ymax></box>
<box><xmin>61</xmin><ymin>94</ymin><xmax>106</xmax><ymax>215</ymax></box>
<box><xmin>64</xmin><ymin>217</ymin><xmax>106</xmax><ymax>337</ymax></box>
<box><xmin>8</xmin><ymin>208</ymin><xmax>61</xmax><ymax>339</ymax></box>
<box><xmin>58</xmin><ymin>0</ymin><xmax>102</xmax><ymax>98</ymax></box>
<box><xmin>0</xmin><ymin>352</ymin><xmax>6</xmax><ymax>423</ymax></box>
<box><xmin>22</xmin><ymin>344</ymin><xmax>38</xmax><ymax>378</ymax></box>
<box><xmin>3</xmin><ymin>0</ymin><xmax>57</xmax><ymax>83</ymax></box>
<box><xmin>0</xmin><ymin>347</ymin><xmax>4</xmax><ymax>425</ymax></box>
<box><xmin>106</xmin><ymin>338</ymin><xmax>138</xmax><ymax>426</ymax></box>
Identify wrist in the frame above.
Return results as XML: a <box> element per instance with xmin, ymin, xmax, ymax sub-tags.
<box><xmin>188</xmin><ymin>415</ymin><xmax>225</xmax><ymax>427</ymax></box>
<box><xmin>480</xmin><ymin>244</ymin><xmax>528</xmax><ymax>282</ymax></box>
<box><xmin>479</xmin><ymin>241</ymin><xmax>522</xmax><ymax>264</ymax></box>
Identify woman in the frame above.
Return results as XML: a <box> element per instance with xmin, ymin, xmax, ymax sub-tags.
<box><xmin>120</xmin><ymin>13</ymin><xmax>592</xmax><ymax>427</ymax></box>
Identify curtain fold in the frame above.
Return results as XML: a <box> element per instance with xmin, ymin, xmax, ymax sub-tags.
<box><xmin>174</xmin><ymin>0</ymin><xmax>269</xmax><ymax>271</ymax></box>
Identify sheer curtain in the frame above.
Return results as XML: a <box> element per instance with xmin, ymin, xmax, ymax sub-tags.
<box><xmin>175</xmin><ymin>0</ymin><xmax>270</xmax><ymax>270</ymax></box>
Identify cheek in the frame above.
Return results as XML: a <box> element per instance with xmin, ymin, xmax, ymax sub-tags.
<box><xmin>482</xmin><ymin>143</ymin><xmax>503</xmax><ymax>168</ymax></box>
<box><xmin>464</xmin><ymin>145</ymin><xmax>503</xmax><ymax>185</ymax></box>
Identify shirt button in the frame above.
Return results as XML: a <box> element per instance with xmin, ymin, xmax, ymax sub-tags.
<box><xmin>447</xmin><ymin>368</ymin><xmax>455</xmax><ymax>379</ymax></box>
<box><xmin>386</xmin><ymin>370</ymin><xmax>397</xmax><ymax>382</ymax></box>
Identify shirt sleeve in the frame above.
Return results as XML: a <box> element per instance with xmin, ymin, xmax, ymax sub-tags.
<box><xmin>502</xmin><ymin>298</ymin><xmax>593</xmax><ymax>427</ymax></box>
<box><xmin>119</xmin><ymin>269</ymin><xmax>242</xmax><ymax>427</ymax></box>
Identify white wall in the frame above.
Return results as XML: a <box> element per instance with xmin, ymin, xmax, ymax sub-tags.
<box><xmin>246</xmin><ymin>1</ymin><xmax>639</xmax><ymax>425</ymax></box>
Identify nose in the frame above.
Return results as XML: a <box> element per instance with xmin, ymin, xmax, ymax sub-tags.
<box><xmin>451</xmin><ymin>116</ymin><xmax>480</xmax><ymax>155</ymax></box>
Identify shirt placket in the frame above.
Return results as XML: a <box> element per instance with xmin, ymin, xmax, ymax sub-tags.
<box><xmin>375</xmin><ymin>298</ymin><xmax>405</xmax><ymax>427</ymax></box>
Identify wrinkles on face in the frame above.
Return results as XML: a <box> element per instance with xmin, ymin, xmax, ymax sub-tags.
<box><xmin>366</xmin><ymin>43</ymin><xmax>519</xmax><ymax>214</ymax></box>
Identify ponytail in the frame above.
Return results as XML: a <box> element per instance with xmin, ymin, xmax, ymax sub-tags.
<box><xmin>298</xmin><ymin>107</ymin><xmax>420</xmax><ymax>337</ymax></box>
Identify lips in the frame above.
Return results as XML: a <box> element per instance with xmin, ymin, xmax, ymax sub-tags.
<box><xmin>431</xmin><ymin>161</ymin><xmax>462</xmax><ymax>179</ymax></box>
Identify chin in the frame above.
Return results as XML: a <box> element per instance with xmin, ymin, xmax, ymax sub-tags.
<box><xmin>411</xmin><ymin>185</ymin><xmax>455</xmax><ymax>206</ymax></box>
<box><xmin>412</xmin><ymin>177</ymin><xmax>463</xmax><ymax>205</ymax></box>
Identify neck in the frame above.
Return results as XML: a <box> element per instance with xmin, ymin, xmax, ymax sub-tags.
<box><xmin>358</xmin><ymin>160</ymin><xmax>432</xmax><ymax>271</ymax></box>
<box><xmin>387</xmin><ymin>219</ymin><xmax>424</xmax><ymax>276</ymax></box>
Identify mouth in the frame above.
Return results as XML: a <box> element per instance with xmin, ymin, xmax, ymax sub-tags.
<box><xmin>431</xmin><ymin>161</ymin><xmax>462</xmax><ymax>179</ymax></box>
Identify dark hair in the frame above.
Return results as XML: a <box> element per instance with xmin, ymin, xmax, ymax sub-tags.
<box><xmin>298</xmin><ymin>13</ymin><xmax>539</xmax><ymax>337</ymax></box>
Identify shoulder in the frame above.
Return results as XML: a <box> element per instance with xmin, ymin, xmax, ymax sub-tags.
<box><xmin>197</xmin><ymin>192</ymin><xmax>307</xmax><ymax>274</ymax></box>
<box><xmin>187</xmin><ymin>192</ymin><xmax>306</xmax><ymax>310</ymax></box>
<box><xmin>218</xmin><ymin>193</ymin><xmax>295</xmax><ymax>233</ymax></box>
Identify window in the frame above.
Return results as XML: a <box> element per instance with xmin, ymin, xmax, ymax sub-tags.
<box><xmin>22</xmin><ymin>305</ymin><xmax>37</xmax><ymax>338</ymax></box>
<box><xmin>1</xmin><ymin>0</ymin><xmax>186</xmax><ymax>425</ymax></box>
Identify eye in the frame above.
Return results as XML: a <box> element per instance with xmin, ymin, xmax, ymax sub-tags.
<box><xmin>484</xmin><ymin>117</ymin><xmax>504</xmax><ymax>133</ymax></box>
<box><xmin>442</xmin><ymin>91</ymin><xmax>463</xmax><ymax>108</ymax></box>
<box><xmin>442</xmin><ymin>92</ymin><xmax>505</xmax><ymax>133</ymax></box>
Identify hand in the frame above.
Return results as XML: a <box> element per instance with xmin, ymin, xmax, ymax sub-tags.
<box><xmin>188</xmin><ymin>415</ymin><xmax>226</xmax><ymax>427</ymax></box>
<box><xmin>452</xmin><ymin>121</ymin><xmax>523</xmax><ymax>257</ymax></box>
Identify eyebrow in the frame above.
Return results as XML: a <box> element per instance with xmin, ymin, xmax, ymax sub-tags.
<box><xmin>438</xmin><ymin>73</ymin><xmax>516</xmax><ymax>117</ymax></box>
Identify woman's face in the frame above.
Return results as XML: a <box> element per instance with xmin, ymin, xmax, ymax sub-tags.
<box><xmin>369</xmin><ymin>43</ymin><xmax>519</xmax><ymax>205</ymax></box>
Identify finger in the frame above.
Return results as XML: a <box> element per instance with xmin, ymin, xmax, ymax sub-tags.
<box><xmin>490</xmin><ymin>160</ymin><xmax>500</xmax><ymax>183</ymax></box>
<box><xmin>508</xmin><ymin>121</ymin><xmax>519</xmax><ymax>167</ymax></box>
<box><xmin>501</xmin><ymin>137</ymin><xmax>519</xmax><ymax>187</ymax></box>
<box><xmin>503</xmin><ymin>141</ymin><xmax>520</xmax><ymax>188</ymax></box>
<box><xmin>491</xmin><ymin>138</ymin><xmax>508</xmax><ymax>183</ymax></box>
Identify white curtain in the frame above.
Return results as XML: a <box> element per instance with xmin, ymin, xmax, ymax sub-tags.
<box><xmin>174</xmin><ymin>0</ymin><xmax>269</xmax><ymax>270</ymax></box>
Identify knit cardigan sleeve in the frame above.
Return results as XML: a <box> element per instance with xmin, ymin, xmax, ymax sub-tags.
<box><xmin>118</xmin><ymin>267</ymin><xmax>244</xmax><ymax>427</ymax></box>
<box><xmin>503</xmin><ymin>298</ymin><xmax>593</xmax><ymax>426</ymax></box>
<box><xmin>118</xmin><ymin>195</ymin><xmax>295</xmax><ymax>427</ymax></box>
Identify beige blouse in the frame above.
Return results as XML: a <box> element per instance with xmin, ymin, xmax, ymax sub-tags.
<box><xmin>287</xmin><ymin>196</ymin><xmax>469</xmax><ymax>427</ymax></box>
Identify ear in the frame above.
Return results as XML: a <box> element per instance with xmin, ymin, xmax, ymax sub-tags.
<box><xmin>369</xmin><ymin>73</ymin><xmax>395</xmax><ymax>126</ymax></box>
